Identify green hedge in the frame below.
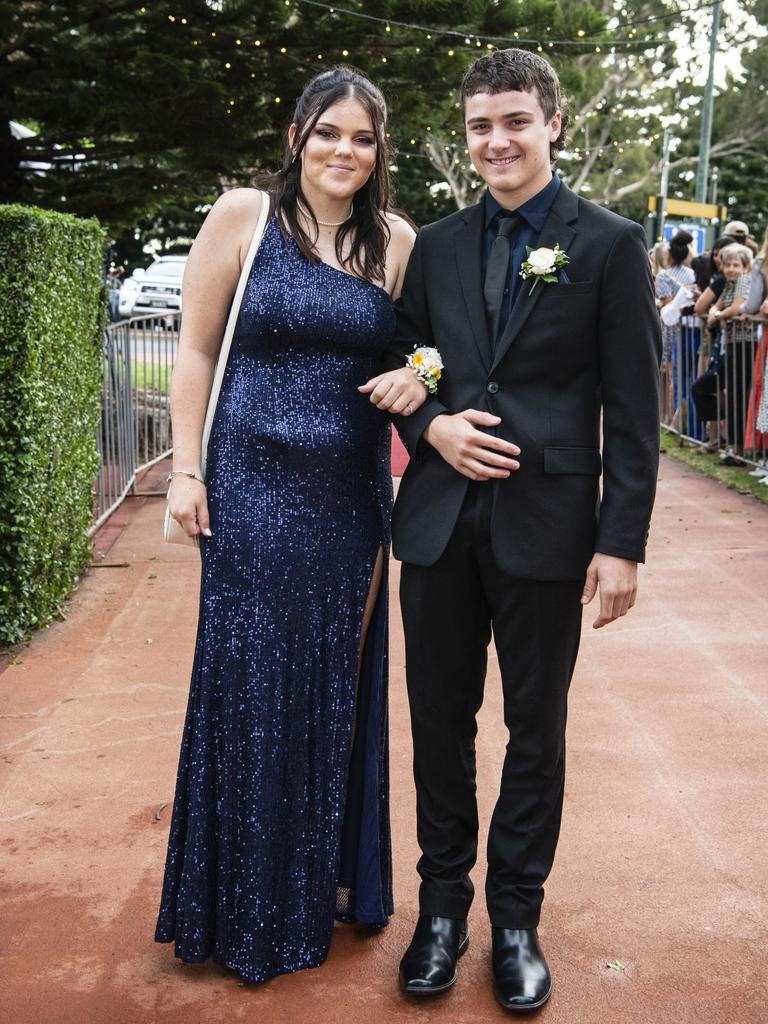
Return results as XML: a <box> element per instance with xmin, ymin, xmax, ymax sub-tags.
<box><xmin>0</xmin><ymin>204</ymin><xmax>105</xmax><ymax>647</ymax></box>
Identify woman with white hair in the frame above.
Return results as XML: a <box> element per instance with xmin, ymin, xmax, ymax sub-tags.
<box><xmin>707</xmin><ymin>243</ymin><xmax>753</xmax><ymax>456</ymax></box>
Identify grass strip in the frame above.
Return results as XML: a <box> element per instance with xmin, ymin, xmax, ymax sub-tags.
<box><xmin>661</xmin><ymin>428</ymin><xmax>768</xmax><ymax>505</ymax></box>
<box><xmin>133</xmin><ymin>360</ymin><xmax>172</xmax><ymax>395</ymax></box>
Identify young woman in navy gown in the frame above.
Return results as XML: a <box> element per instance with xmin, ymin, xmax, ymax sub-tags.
<box><xmin>156</xmin><ymin>67</ymin><xmax>425</xmax><ymax>983</ymax></box>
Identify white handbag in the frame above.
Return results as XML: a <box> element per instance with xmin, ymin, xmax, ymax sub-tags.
<box><xmin>163</xmin><ymin>191</ymin><xmax>271</xmax><ymax>546</ymax></box>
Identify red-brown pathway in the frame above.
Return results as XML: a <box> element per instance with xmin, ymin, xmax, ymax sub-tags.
<box><xmin>1</xmin><ymin>457</ymin><xmax>766</xmax><ymax>1024</ymax></box>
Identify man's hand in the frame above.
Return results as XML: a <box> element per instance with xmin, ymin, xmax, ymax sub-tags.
<box><xmin>358</xmin><ymin>367</ymin><xmax>428</xmax><ymax>416</ymax></box>
<box><xmin>581</xmin><ymin>553</ymin><xmax>638</xmax><ymax>628</ymax></box>
<box><xmin>424</xmin><ymin>409</ymin><xmax>520</xmax><ymax>480</ymax></box>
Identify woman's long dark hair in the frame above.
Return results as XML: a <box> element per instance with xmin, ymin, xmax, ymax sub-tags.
<box><xmin>266</xmin><ymin>67</ymin><xmax>393</xmax><ymax>285</ymax></box>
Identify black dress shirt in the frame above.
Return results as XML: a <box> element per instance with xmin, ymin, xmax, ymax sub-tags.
<box><xmin>482</xmin><ymin>174</ymin><xmax>562</xmax><ymax>339</ymax></box>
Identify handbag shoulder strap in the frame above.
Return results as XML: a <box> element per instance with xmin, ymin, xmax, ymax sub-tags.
<box><xmin>200</xmin><ymin>190</ymin><xmax>271</xmax><ymax>477</ymax></box>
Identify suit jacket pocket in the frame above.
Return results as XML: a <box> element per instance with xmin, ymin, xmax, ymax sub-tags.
<box><xmin>544</xmin><ymin>446</ymin><xmax>602</xmax><ymax>475</ymax></box>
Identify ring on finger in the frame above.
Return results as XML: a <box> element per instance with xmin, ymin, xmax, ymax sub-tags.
<box><xmin>406</xmin><ymin>403</ymin><xmax>413</xmax><ymax>415</ymax></box>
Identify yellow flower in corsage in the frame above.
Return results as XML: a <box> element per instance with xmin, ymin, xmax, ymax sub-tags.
<box><xmin>406</xmin><ymin>346</ymin><xmax>444</xmax><ymax>395</ymax></box>
<box><xmin>519</xmin><ymin>243</ymin><xmax>570</xmax><ymax>295</ymax></box>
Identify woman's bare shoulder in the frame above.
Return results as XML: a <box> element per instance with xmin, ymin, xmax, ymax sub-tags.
<box><xmin>383</xmin><ymin>213</ymin><xmax>417</xmax><ymax>298</ymax></box>
<box><xmin>196</xmin><ymin>188</ymin><xmax>267</xmax><ymax>262</ymax></box>
<box><xmin>385</xmin><ymin>211</ymin><xmax>417</xmax><ymax>239</ymax></box>
<box><xmin>207</xmin><ymin>187</ymin><xmax>265</xmax><ymax>226</ymax></box>
<box><xmin>385</xmin><ymin>212</ymin><xmax>417</xmax><ymax>259</ymax></box>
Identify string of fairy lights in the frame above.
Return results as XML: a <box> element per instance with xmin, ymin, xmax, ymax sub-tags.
<box><xmin>139</xmin><ymin>2</ymin><xmax>722</xmax><ymax>174</ymax></box>
<box><xmin>291</xmin><ymin>0</ymin><xmax>728</xmax><ymax>48</ymax></box>
<box><xmin>147</xmin><ymin>0</ymin><xmax>723</xmax><ymax>59</ymax></box>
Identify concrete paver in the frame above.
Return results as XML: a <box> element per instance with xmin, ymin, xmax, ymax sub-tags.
<box><xmin>1</xmin><ymin>456</ymin><xmax>766</xmax><ymax>1024</ymax></box>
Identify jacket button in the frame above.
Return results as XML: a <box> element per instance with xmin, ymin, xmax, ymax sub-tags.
<box><xmin>487</xmin><ymin>381</ymin><xmax>499</xmax><ymax>394</ymax></box>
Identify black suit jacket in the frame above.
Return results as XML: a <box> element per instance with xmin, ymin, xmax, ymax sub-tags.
<box><xmin>384</xmin><ymin>182</ymin><xmax>662</xmax><ymax>581</ymax></box>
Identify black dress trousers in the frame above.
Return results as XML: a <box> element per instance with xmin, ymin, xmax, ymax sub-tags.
<box><xmin>399</xmin><ymin>481</ymin><xmax>584</xmax><ymax>928</ymax></box>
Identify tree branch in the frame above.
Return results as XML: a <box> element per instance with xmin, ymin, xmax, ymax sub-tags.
<box><xmin>570</xmin><ymin>122</ymin><xmax>613</xmax><ymax>192</ymax></box>
<box><xmin>602</xmin><ymin>136</ymin><xmax>768</xmax><ymax>203</ymax></box>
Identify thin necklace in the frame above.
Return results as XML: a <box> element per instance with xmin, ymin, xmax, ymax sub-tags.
<box><xmin>298</xmin><ymin>201</ymin><xmax>352</xmax><ymax>227</ymax></box>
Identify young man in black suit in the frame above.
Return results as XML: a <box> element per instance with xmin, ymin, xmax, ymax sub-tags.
<box><xmin>365</xmin><ymin>49</ymin><xmax>661</xmax><ymax>1012</ymax></box>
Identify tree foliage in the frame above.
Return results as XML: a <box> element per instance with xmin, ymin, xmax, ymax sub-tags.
<box><xmin>561</xmin><ymin>0</ymin><xmax>768</xmax><ymax>236</ymax></box>
<box><xmin>2</xmin><ymin>0</ymin><xmax>766</xmax><ymax>252</ymax></box>
<box><xmin>1</xmin><ymin>0</ymin><xmax>602</xmax><ymax>248</ymax></box>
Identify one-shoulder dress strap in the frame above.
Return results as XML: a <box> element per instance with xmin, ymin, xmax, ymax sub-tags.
<box><xmin>200</xmin><ymin>191</ymin><xmax>271</xmax><ymax>478</ymax></box>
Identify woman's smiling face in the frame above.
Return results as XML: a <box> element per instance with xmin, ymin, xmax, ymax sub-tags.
<box><xmin>290</xmin><ymin>97</ymin><xmax>377</xmax><ymax>206</ymax></box>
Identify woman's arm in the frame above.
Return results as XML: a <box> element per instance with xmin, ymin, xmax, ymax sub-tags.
<box><xmin>715</xmin><ymin>295</ymin><xmax>746</xmax><ymax>321</ymax></box>
<box><xmin>359</xmin><ymin>216</ymin><xmax>429</xmax><ymax>416</ymax></box>
<box><xmin>694</xmin><ymin>285</ymin><xmax>717</xmax><ymax>317</ymax></box>
<box><xmin>167</xmin><ymin>188</ymin><xmax>263</xmax><ymax>537</ymax></box>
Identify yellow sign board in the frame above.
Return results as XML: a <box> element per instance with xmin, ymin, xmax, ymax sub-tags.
<box><xmin>647</xmin><ymin>196</ymin><xmax>726</xmax><ymax>220</ymax></box>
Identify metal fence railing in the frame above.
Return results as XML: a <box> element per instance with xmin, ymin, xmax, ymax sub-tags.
<box><xmin>92</xmin><ymin>313</ymin><xmax>178</xmax><ymax>533</ymax></box>
<box><xmin>662</xmin><ymin>314</ymin><xmax>768</xmax><ymax>472</ymax></box>
<box><xmin>92</xmin><ymin>309</ymin><xmax>767</xmax><ymax>533</ymax></box>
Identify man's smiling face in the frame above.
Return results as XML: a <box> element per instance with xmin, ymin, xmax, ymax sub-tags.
<box><xmin>464</xmin><ymin>89</ymin><xmax>561</xmax><ymax>208</ymax></box>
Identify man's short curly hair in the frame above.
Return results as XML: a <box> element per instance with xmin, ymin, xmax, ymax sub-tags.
<box><xmin>461</xmin><ymin>48</ymin><xmax>568</xmax><ymax>162</ymax></box>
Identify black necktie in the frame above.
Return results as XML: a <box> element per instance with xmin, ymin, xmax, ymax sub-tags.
<box><xmin>484</xmin><ymin>212</ymin><xmax>521</xmax><ymax>348</ymax></box>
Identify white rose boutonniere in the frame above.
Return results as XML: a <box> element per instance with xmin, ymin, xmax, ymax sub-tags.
<box><xmin>406</xmin><ymin>346</ymin><xmax>444</xmax><ymax>395</ymax></box>
<box><xmin>519</xmin><ymin>243</ymin><xmax>570</xmax><ymax>295</ymax></box>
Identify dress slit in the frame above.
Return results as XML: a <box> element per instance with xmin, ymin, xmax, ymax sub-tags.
<box><xmin>337</xmin><ymin>547</ymin><xmax>392</xmax><ymax>925</ymax></box>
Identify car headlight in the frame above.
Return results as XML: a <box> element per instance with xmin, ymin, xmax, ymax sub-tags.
<box><xmin>118</xmin><ymin>281</ymin><xmax>138</xmax><ymax>305</ymax></box>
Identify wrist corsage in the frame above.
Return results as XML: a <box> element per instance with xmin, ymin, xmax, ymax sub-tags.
<box><xmin>406</xmin><ymin>346</ymin><xmax>443</xmax><ymax>395</ymax></box>
<box><xmin>520</xmin><ymin>244</ymin><xmax>570</xmax><ymax>295</ymax></box>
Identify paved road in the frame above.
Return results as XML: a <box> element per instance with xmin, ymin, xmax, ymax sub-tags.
<box><xmin>1</xmin><ymin>457</ymin><xmax>766</xmax><ymax>1024</ymax></box>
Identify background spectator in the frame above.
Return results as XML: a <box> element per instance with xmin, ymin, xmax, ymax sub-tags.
<box><xmin>690</xmin><ymin>243</ymin><xmax>753</xmax><ymax>452</ymax></box>
<box><xmin>743</xmin><ymin>226</ymin><xmax>768</xmax><ymax>316</ymax></box>
<box><xmin>724</xmin><ymin>219</ymin><xmax>758</xmax><ymax>257</ymax></box>
<box><xmin>743</xmin><ymin>227</ymin><xmax>768</xmax><ymax>463</ymax></box>
<box><xmin>694</xmin><ymin>235</ymin><xmax>737</xmax><ymax>375</ymax></box>
<box><xmin>106</xmin><ymin>265</ymin><xmax>124</xmax><ymax>322</ymax></box>
<box><xmin>649</xmin><ymin>240</ymin><xmax>669</xmax><ymax>281</ymax></box>
<box><xmin>656</xmin><ymin>230</ymin><xmax>695</xmax><ymax>423</ymax></box>
<box><xmin>709</xmin><ymin>244</ymin><xmax>753</xmax><ymax>457</ymax></box>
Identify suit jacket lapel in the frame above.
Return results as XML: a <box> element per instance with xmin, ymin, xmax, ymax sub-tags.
<box><xmin>453</xmin><ymin>203</ymin><xmax>492</xmax><ymax>372</ymax></box>
<box><xmin>490</xmin><ymin>184</ymin><xmax>579</xmax><ymax>373</ymax></box>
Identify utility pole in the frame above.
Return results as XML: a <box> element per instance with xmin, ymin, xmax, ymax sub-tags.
<box><xmin>656</xmin><ymin>128</ymin><xmax>672</xmax><ymax>240</ymax></box>
<box><xmin>695</xmin><ymin>0</ymin><xmax>721</xmax><ymax>203</ymax></box>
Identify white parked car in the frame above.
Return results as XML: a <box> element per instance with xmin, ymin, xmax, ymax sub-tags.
<box><xmin>118</xmin><ymin>255</ymin><xmax>187</xmax><ymax>319</ymax></box>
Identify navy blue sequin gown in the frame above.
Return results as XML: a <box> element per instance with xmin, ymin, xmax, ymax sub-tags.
<box><xmin>155</xmin><ymin>217</ymin><xmax>396</xmax><ymax>983</ymax></box>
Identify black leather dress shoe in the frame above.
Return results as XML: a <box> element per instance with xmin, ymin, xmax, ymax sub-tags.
<box><xmin>492</xmin><ymin>928</ymin><xmax>552</xmax><ymax>1013</ymax></box>
<box><xmin>399</xmin><ymin>915</ymin><xmax>469</xmax><ymax>995</ymax></box>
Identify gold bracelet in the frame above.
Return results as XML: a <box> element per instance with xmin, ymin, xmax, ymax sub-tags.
<box><xmin>166</xmin><ymin>469</ymin><xmax>205</xmax><ymax>484</ymax></box>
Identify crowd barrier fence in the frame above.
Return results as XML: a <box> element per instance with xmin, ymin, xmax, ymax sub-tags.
<box><xmin>92</xmin><ymin>314</ymin><xmax>178</xmax><ymax>533</ymax></box>
<box><xmin>92</xmin><ymin>310</ymin><xmax>768</xmax><ymax>533</ymax></box>
<box><xmin>661</xmin><ymin>314</ymin><xmax>768</xmax><ymax>472</ymax></box>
